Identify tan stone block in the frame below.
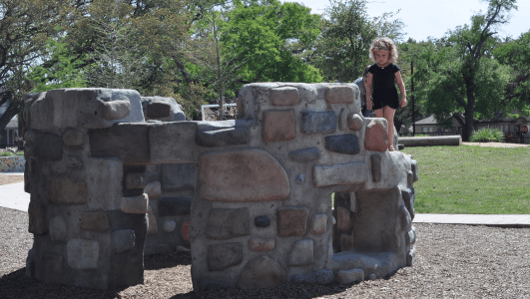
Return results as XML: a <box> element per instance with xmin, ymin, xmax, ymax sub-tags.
<box><xmin>337</xmin><ymin>206</ymin><xmax>352</xmax><ymax>231</ymax></box>
<box><xmin>347</xmin><ymin>113</ymin><xmax>363</xmax><ymax>131</ymax></box>
<box><xmin>248</xmin><ymin>238</ymin><xmax>275</xmax><ymax>252</ymax></box>
<box><xmin>325</xmin><ymin>85</ymin><xmax>355</xmax><ymax>104</ymax></box>
<box><xmin>270</xmin><ymin>87</ymin><xmax>300</xmax><ymax>106</ymax></box>
<box><xmin>28</xmin><ymin>202</ymin><xmax>47</xmax><ymax>235</ymax></box>
<box><xmin>80</xmin><ymin>211</ymin><xmax>110</xmax><ymax>231</ymax></box>
<box><xmin>277</xmin><ymin>206</ymin><xmax>309</xmax><ymax>237</ymax></box>
<box><xmin>47</xmin><ymin>176</ymin><xmax>87</xmax><ymax>205</ymax></box>
<box><xmin>364</xmin><ymin>118</ymin><xmax>388</xmax><ymax>152</ymax></box>
<box><xmin>262</xmin><ymin>110</ymin><xmax>296</xmax><ymax>142</ymax></box>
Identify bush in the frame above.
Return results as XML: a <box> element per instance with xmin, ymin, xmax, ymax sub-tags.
<box><xmin>470</xmin><ymin>128</ymin><xmax>504</xmax><ymax>142</ymax></box>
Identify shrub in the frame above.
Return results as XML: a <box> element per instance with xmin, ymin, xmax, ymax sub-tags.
<box><xmin>470</xmin><ymin>128</ymin><xmax>504</xmax><ymax>142</ymax></box>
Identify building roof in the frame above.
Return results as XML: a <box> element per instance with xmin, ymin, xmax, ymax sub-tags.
<box><xmin>5</xmin><ymin>116</ymin><xmax>17</xmax><ymax>129</ymax></box>
<box><xmin>414</xmin><ymin>115</ymin><xmax>438</xmax><ymax>125</ymax></box>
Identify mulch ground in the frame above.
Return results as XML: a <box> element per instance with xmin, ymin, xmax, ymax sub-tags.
<box><xmin>0</xmin><ymin>175</ymin><xmax>24</xmax><ymax>186</ymax></box>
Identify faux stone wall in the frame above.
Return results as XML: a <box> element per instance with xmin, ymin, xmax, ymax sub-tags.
<box><xmin>25</xmin><ymin>84</ymin><xmax>418</xmax><ymax>291</ymax></box>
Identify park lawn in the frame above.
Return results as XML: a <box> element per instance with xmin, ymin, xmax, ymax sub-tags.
<box><xmin>401</xmin><ymin>145</ymin><xmax>530</xmax><ymax>214</ymax></box>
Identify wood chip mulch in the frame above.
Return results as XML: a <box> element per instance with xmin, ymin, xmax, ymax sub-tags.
<box><xmin>1</xmin><ymin>206</ymin><xmax>529</xmax><ymax>298</ymax></box>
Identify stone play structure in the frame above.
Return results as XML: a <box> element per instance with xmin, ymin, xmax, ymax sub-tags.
<box><xmin>23</xmin><ymin>84</ymin><xmax>418</xmax><ymax>290</ymax></box>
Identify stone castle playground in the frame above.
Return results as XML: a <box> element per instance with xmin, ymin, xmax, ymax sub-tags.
<box><xmin>23</xmin><ymin>83</ymin><xmax>418</xmax><ymax>290</ymax></box>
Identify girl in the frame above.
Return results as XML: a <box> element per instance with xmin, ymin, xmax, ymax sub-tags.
<box><xmin>365</xmin><ymin>37</ymin><xmax>407</xmax><ymax>151</ymax></box>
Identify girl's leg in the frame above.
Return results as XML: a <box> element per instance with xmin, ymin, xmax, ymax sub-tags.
<box><xmin>382</xmin><ymin>106</ymin><xmax>396</xmax><ymax>151</ymax></box>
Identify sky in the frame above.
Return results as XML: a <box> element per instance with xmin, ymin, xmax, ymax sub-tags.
<box><xmin>282</xmin><ymin>0</ymin><xmax>530</xmax><ymax>42</ymax></box>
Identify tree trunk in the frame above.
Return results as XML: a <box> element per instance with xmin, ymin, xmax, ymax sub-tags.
<box><xmin>0</xmin><ymin>100</ymin><xmax>23</xmax><ymax>138</ymax></box>
<box><xmin>463</xmin><ymin>108</ymin><xmax>475</xmax><ymax>141</ymax></box>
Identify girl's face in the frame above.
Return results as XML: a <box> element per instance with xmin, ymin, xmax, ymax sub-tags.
<box><xmin>374</xmin><ymin>49</ymin><xmax>390</xmax><ymax>66</ymax></box>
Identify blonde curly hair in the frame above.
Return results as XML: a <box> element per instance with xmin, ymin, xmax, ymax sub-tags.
<box><xmin>369</xmin><ymin>37</ymin><xmax>398</xmax><ymax>64</ymax></box>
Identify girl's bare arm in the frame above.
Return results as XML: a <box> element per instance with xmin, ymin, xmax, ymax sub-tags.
<box><xmin>395</xmin><ymin>71</ymin><xmax>407</xmax><ymax>108</ymax></box>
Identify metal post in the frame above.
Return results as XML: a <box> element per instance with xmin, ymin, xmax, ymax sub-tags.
<box><xmin>411</xmin><ymin>61</ymin><xmax>415</xmax><ymax>136</ymax></box>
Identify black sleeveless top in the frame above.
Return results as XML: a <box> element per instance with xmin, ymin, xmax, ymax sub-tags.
<box><xmin>368</xmin><ymin>63</ymin><xmax>400</xmax><ymax>109</ymax></box>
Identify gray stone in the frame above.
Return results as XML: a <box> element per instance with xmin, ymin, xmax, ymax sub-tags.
<box><xmin>278</xmin><ymin>206</ymin><xmax>309</xmax><ymax>237</ymax></box>
<box><xmin>29</xmin><ymin>93</ymin><xmax>54</xmax><ymax>131</ymax></box>
<box><xmin>292</xmin><ymin>269</ymin><xmax>334</xmax><ymax>285</ymax></box>
<box><xmin>410</xmin><ymin>159</ymin><xmax>419</xmax><ymax>182</ymax></box>
<box><xmin>196</xmin><ymin>127</ymin><xmax>250</xmax><ymax>147</ymax></box>
<box><xmin>86</xmin><ymin>157</ymin><xmax>123</xmax><ymax>211</ymax></box>
<box><xmin>112</xmin><ymin>229</ymin><xmax>136</xmax><ymax>253</ymax></box>
<box><xmin>337</xmin><ymin>268</ymin><xmax>364</xmax><ymax>284</ymax></box>
<box><xmin>26</xmin><ymin>248</ymin><xmax>35</xmax><ymax>279</ymax></box>
<box><xmin>337</xmin><ymin>207</ymin><xmax>352</xmax><ymax>231</ymax></box>
<box><xmin>207</xmin><ymin>208</ymin><xmax>250</xmax><ymax>240</ymax></box>
<box><xmin>80</xmin><ymin>211</ymin><xmax>110</xmax><ymax>231</ymax></box>
<box><xmin>207</xmin><ymin>242</ymin><xmax>243</xmax><ymax>271</ymax></box>
<box><xmin>199</xmin><ymin>149</ymin><xmax>290</xmax><ymax>202</ymax></box>
<box><xmin>162</xmin><ymin>219</ymin><xmax>177</xmax><ymax>233</ymax></box>
<box><xmin>149</xmin><ymin>122</ymin><xmax>197</xmax><ymax>164</ymax></box>
<box><xmin>270</xmin><ymin>86</ymin><xmax>300</xmax><ymax>106</ymax></box>
<box><xmin>368</xmin><ymin>273</ymin><xmax>376</xmax><ymax>280</ymax></box>
<box><xmin>288</xmin><ymin>239</ymin><xmax>314</xmax><ymax>266</ymax></box>
<box><xmin>340</xmin><ymin>233</ymin><xmax>354</xmax><ymax>251</ymax></box>
<box><xmin>161</xmin><ymin>163</ymin><xmax>196</xmax><ymax>191</ymax></box>
<box><xmin>42</xmin><ymin>253</ymin><xmax>63</xmax><ymax>283</ymax></box>
<box><xmin>248</xmin><ymin>238</ymin><xmax>275</xmax><ymax>251</ymax></box>
<box><xmin>402</xmin><ymin>188</ymin><xmax>415</xmax><ymax>220</ymax></box>
<box><xmin>126</xmin><ymin>173</ymin><xmax>148</xmax><ymax>189</ymax></box>
<box><xmin>28</xmin><ymin>202</ymin><xmax>47</xmax><ymax>235</ymax></box>
<box><xmin>47</xmin><ymin>176</ymin><xmax>87</xmax><ymax>205</ymax></box>
<box><xmin>371</xmin><ymin>154</ymin><xmax>382</xmax><ymax>182</ymax></box>
<box><xmin>65</xmin><ymin>155</ymin><xmax>83</xmax><ymax>169</ymax></box>
<box><xmin>325</xmin><ymin>134</ymin><xmax>360</xmax><ymax>155</ymax></box>
<box><xmin>300</xmin><ymin>111</ymin><xmax>337</xmax><ymax>135</ymax></box>
<box><xmin>200</xmin><ymin>279</ymin><xmax>231</xmax><ymax>291</ymax></box>
<box><xmin>339</xmin><ymin>108</ymin><xmax>348</xmax><ymax>131</ymax></box>
<box><xmin>89</xmin><ymin>123</ymin><xmax>151</xmax><ymax>164</ymax></box>
<box><xmin>67</xmin><ymin>238</ymin><xmax>99</xmax><ymax>270</ymax></box>
<box><xmin>325</xmin><ymin>85</ymin><xmax>355</xmax><ymax>104</ymax></box>
<box><xmin>400</xmin><ymin>205</ymin><xmax>412</xmax><ymax>229</ymax></box>
<box><xmin>254</xmin><ymin>215</ymin><xmax>270</xmax><ymax>228</ymax></box>
<box><xmin>296</xmin><ymin>174</ymin><xmax>305</xmax><ymax>183</ymax></box>
<box><xmin>142</xmin><ymin>96</ymin><xmax>185</xmax><ymax>121</ymax></box>
<box><xmin>62</xmin><ymin>128</ymin><xmax>86</xmax><ymax>147</ymax></box>
<box><xmin>121</xmin><ymin>193</ymin><xmax>149</xmax><ymax>214</ymax></box>
<box><xmin>237</xmin><ymin>256</ymin><xmax>286</xmax><ymax>289</ymax></box>
<box><xmin>49</xmin><ymin>216</ymin><xmax>66</xmax><ymax>241</ymax></box>
<box><xmin>313</xmin><ymin>161</ymin><xmax>368</xmax><ymax>188</ymax></box>
<box><xmin>406</xmin><ymin>227</ymin><xmax>416</xmax><ymax>245</ymax></box>
<box><xmin>147</xmin><ymin>205</ymin><xmax>158</xmax><ymax>235</ymax></box>
<box><xmin>158</xmin><ymin>197</ymin><xmax>191</xmax><ymax>216</ymax></box>
<box><xmin>289</xmin><ymin>147</ymin><xmax>320</xmax><ymax>162</ymax></box>
<box><xmin>36</xmin><ymin>132</ymin><xmax>64</xmax><ymax>161</ymax></box>
<box><xmin>347</xmin><ymin>113</ymin><xmax>363</xmax><ymax>131</ymax></box>
<box><xmin>310</xmin><ymin>213</ymin><xmax>327</xmax><ymax>235</ymax></box>
<box><xmin>145</xmin><ymin>181</ymin><xmax>161</xmax><ymax>199</ymax></box>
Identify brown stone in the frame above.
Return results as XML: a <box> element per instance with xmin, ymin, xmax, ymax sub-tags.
<box><xmin>277</xmin><ymin>206</ymin><xmax>309</xmax><ymax>237</ymax></box>
<box><xmin>325</xmin><ymin>85</ymin><xmax>355</xmax><ymax>104</ymax></box>
<box><xmin>262</xmin><ymin>110</ymin><xmax>296</xmax><ymax>142</ymax></box>
<box><xmin>47</xmin><ymin>176</ymin><xmax>87</xmax><ymax>205</ymax></box>
<box><xmin>199</xmin><ymin>149</ymin><xmax>290</xmax><ymax>202</ymax></box>
<box><xmin>310</xmin><ymin>214</ymin><xmax>327</xmax><ymax>235</ymax></box>
<box><xmin>120</xmin><ymin>193</ymin><xmax>149</xmax><ymax>214</ymax></box>
<box><xmin>80</xmin><ymin>211</ymin><xmax>110</xmax><ymax>231</ymax></box>
<box><xmin>270</xmin><ymin>87</ymin><xmax>300</xmax><ymax>106</ymax></box>
<box><xmin>340</xmin><ymin>233</ymin><xmax>354</xmax><ymax>251</ymax></box>
<box><xmin>237</xmin><ymin>256</ymin><xmax>286</xmax><ymax>289</ymax></box>
<box><xmin>28</xmin><ymin>202</ymin><xmax>47</xmax><ymax>235</ymax></box>
<box><xmin>62</xmin><ymin>128</ymin><xmax>86</xmax><ymax>148</ymax></box>
<box><xmin>147</xmin><ymin>204</ymin><xmax>158</xmax><ymax>235</ymax></box>
<box><xmin>347</xmin><ymin>113</ymin><xmax>363</xmax><ymax>131</ymax></box>
<box><xmin>248</xmin><ymin>238</ymin><xmax>275</xmax><ymax>252</ymax></box>
<box><xmin>337</xmin><ymin>207</ymin><xmax>352</xmax><ymax>231</ymax></box>
<box><xmin>364</xmin><ymin>119</ymin><xmax>388</xmax><ymax>152</ymax></box>
<box><xmin>207</xmin><ymin>242</ymin><xmax>243</xmax><ymax>271</ymax></box>
<box><xmin>207</xmin><ymin>208</ymin><xmax>250</xmax><ymax>240</ymax></box>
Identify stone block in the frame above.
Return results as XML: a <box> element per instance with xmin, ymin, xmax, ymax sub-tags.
<box><xmin>325</xmin><ymin>85</ymin><xmax>355</xmax><ymax>104</ymax></box>
<box><xmin>340</xmin><ymin>233</ymin><xmax>354</xmax><ymax>251</ymax></box>
<box><xmin>289</xmin><ymin>147</ymin><xmax>320</xmax><ymax>162</ymax></box>
<box><xmin>80</xmin><ymin>212</ymin><xmax>110</xmax><ymax>231</ymax></box>
<box><xmin>364</xmin><ymin>119</ymin><xmax>388</xmax><ymax>152</ymax></box>
<box><xmin>207</xmin><ymin>242</ymin><xmax>243</xmax><ymax>271</ymax></box>
<box><xmin>325</xmin><ymin>134</ymin><xmax>360</xmax><ymax>155</ymax></box>
<box><xmin>339</xmin><ymin>108</ymin><xmax>348</xmax><ymax>131</ymax></box>
<box><xmin>292</xmin><ymin>269</ymin><xmax>334</xmax><ymax>285</ymax></box>
<box><xmin>348</xmin><ymin>113</ymin><xmax>363</xmax><ymax>131</ymax></box>
<box><xmin>101</xmin><ymin>100</ymin><xmax>131</xmax><ymax>120</ymax></box>
<box><xmin>121</xmin><ymin>193</ymin><xmax>148</xmax><ymax>214</ymax></box>
<box><xmin>47</xmin><ymin>176</ymin><xmax>87</xmax><ymax>205</ymax></box>
<box><xmin>196</xmin><ymin>127</ymin><xmax>250</xmax><ymax>147</ymax></box>
<box><xmin>161</xmin><ymin>163</ymin><xmax>196</xmax><ymax>191</ymax></box>
<box><xmin>28</xmin><ymin>202</ymin><xmax>47</xmax><ymax>235</ymax></box>
<box><xmin>199</xmin><ymin>149</ymin><xmax>290</xmax><ymax>202</ymax></box>
<box><xmin>62</xmin><ymin>128</ymin><xmax>86</xmax><ymax>148</ymax></box>
<box><xmin>158</xmin><ymin>197</ymin><xmax>191</xmax><ymax>217</ymax></box>
<box><xmin>65</xmin><ymin>155</ymin><xmax>83</xmax><ymax>170</ymax></box>
<box><xmin>89</xmin><ymin>123</ymin><xmax>151</xmax><ymax>164</ymax></box>
<box><xmin>337</xmin><ymin>269</ymin><xmax>364</xmax><ymax>284</ymax></box>
<box><xmin>300</xmin><ymin>111</ymin><xmax>337</xmax><ymax>135</ymax></box>
<box><xmin>270</xmin><ymin>87</ymin><xmax>300</xmax><ymax>106</ymax></box>
<box><xmin>237</xmin><ymin>256</ymin><xmax>286</xmax><ymax>289</ymax></box>
<box><xmin>162</xmin><ymin>219</ymin><xmax>177</xmax><ymax>233</ymax></box>
<box><xmin>149</xmin><ymin>122</ymin><xmax>197</xmax><ymax>164</ymax></box>
<box><xmin>207</xmin><ymin>208</ymin><xmax>250</xmax><ymax>240</ymax></box>
<box><xmin>146</xmin><ymin>100</ymin><xmax>172</xmax><ymax>119</ymax></box>
<box><xmin>36</xmin><ymin>132</ymin><xmax>64</xmax><ymax>161</ymax></box>
<box><xmin>142</xmin><ymin>96</ymin><xmax>185</xmax><ymax>121</ymax></box>
<box><xmin>400</xmin><ymin>205</ymin><xmax>412</xmax><ymax>229</ymax></box>
<box><xmin>406</xmin><ymin>226</ymin><xmax>416</xmax><ymax>245</ymax></box>
<box><xmin>181</xmin><ymin>221</ymin><xmax>190</xmax><ymax>243</ymax></box>
<box><xmin>67</xmin><ymin>238</ymin><xmax>99</xmax><ymax>270</ymax></box>
<box><xmin>147</xmin><ymin>205</ymin><xmax>158</xmax><ymax>235</ymax></box>
<box><xmin>50</xmin><ymin>216</ymin><xmax>66</xmax><ymax>241</ymax></box>
<box><xmin>310</xmin><ymin>213</ymin><xmax>327</xmax><ymax>235</ymax></box>
<box><xmin>126</xmin><ymin>173</ymin><xmax>148</xmax><ymax>189</ymax></box>
<box><xmin>402</xmin><ymin>188</ymin><xmax>415</xmax><ymax>220</ymax></box>
<box><xmin>277</xmin><ymin>206</ymin><xmax>309</xmax><ymax>237</ymax></box>
<box><xmin>248</xmin><ymin>238</ymin><xmax>275</xmax><ymax>252</ymax></box>
<box><xmin>337</xmin><ymin>206</ymin><xmax>352</xmax><ymax>231</ymax></box>
<box><xmin>86</xmin><ymin>157</ymin><xmax>123</xmax><ymax>211</ymax></box>
<box><xmin>145</xmin><ymin>181</ymin><xmax>161</xmax><ymax>199</ymax></box>
<box><xmin>112</xmin><ymin>229</ymin><xmax>136</xmax><ymax>253</ymax></box>
<box><xmin>254</xmin><ymin>215</ymin><xmax>270</xmax><ymax>228</ymax></box>
<box><xmin>410</xmin><ymin>159</ymin><xmax>419</xmax><ymax>182</ymax></box>
<box><xmin>371</xmin><ymin>154</ymin><xmax>382</xmax><ymax>182</ymax></box>
<box><xmin>262</xmin><ymin>110</ymin><xmax>296</xmax><ymax>142</ymax></box>
<box><xmin>29</xmin><ymin>93</ymin><xmax>54</xmax><ymax>131</ymax></box>
<box><xmin>42</xmin><ymin>253</ymin><xmax>63</xmax><ymax>283</ymax></box>
<box><xmin>313</xmin><ymin>161</ymin><xmax>368</xmax><ymax>188</ymax></box>
<box><xmin>288</xmin><ymin>239</ymin><xmax>314</xmax><ymax>266</ymax></box>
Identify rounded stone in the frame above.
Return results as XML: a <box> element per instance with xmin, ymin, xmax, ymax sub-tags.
<box><xmin>237</xmin><ymin>256</ymin><xmax>286</xmax><ymax>289</ymax></box>
<box><xmin>254</xmin><ymin>215</ymin><xmax>270</xmax><ymax>228</ymax></box>
<box><xmin>347</xmin><ymin>113</ymin><xmax>363</xmax><ymax>131</ymax></box>
<box><xmin>368</xmin><ymin>273</ymin><xmax>376</xmax><ymax>280</ymax></box>
<box><xmin>162</xmin><ymin>219</ymin><xmax>177</xmax><ymax>233</ymax></box>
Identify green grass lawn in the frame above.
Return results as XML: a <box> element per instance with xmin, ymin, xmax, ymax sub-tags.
<box><xmin>402</xmin><ymin>145</ymin><xmax>530</xmax><ymax>214</ymax></box>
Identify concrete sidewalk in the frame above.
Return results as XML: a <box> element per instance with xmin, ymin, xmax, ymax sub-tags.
<box><xmin>1</xmin><ymin>175</ymin><xmax>530</xmax><ymax>227</ymax></box>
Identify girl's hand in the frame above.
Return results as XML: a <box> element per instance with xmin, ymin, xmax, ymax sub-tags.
<box><xmin>367</xmin><ymin>100</ymin><xmax>373</xmax><ymax>110</ymax></box>
<box><xmin>400</xmin><ymin>98</ymin><xmax>407</xmax><ymax>108</ymax></box>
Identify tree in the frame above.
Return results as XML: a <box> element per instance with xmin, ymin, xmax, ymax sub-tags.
<box><xmin>412</xmin><ymin>0</ymin><xmax>516</xmax><ymax>141</ymax></box>
<box><xmin>307</xmin><ymin>0</ymin><xmax>405</xmax><ymax>82</ymax></box>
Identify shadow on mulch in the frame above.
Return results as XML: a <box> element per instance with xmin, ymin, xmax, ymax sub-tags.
<box><xmin>144</xmin><ymin>251</ymin><xmax>191</xmax><ymax>270</ymax></box>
